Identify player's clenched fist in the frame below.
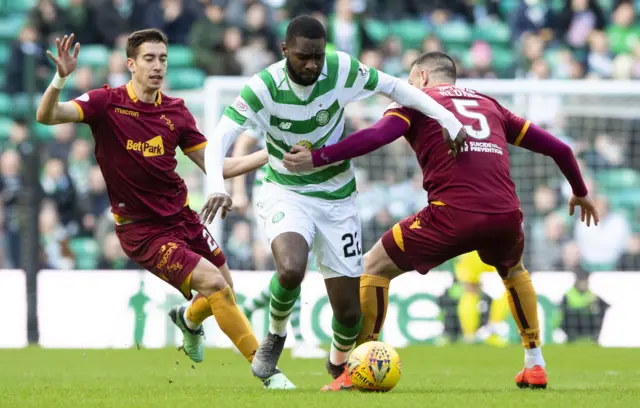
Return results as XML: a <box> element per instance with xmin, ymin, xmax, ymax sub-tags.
<box><xmin>46</xmin><ymin>33</ymin><xmax>80</xmax><ymax>78</ymax></box>
<box><xmin>568</xmin><ymin>194</ymin><xmax>599</xmax><ymax>227</ymax></box>
<box><xmin>200</xmin><ymin>193</ymin><xmax>233</xmax><ymax>224</ymax></box>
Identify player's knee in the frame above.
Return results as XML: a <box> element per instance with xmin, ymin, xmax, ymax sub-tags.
<box><xmin>505</xmin><ymin>260</ymin><xmax>526</xmax><ymax>280</ymax></box>
<box><xmin>276</xmin><ymin>255</ymin><xmax>306</xmax><ymax>289</ymax></box>
<box><xmin>334</xmin><ymin>307</ymin><xmax>362</xmax><ymax>328</ymax></box>
<box><xmin>190</xmin><ymin>261</ymin><xmax>228</xmax><ymax>297</ymax></box>
<box><xmin>462</xmin><ymin>282</ymin><xmax>480</xmax><ymax>294</ymax></box>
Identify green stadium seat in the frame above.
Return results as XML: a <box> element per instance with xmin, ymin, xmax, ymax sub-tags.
<box><xmin>0</xmin><ymin>41</ymin><xmax>10</xmax><ymax>66</ymax></box>
<box><xmin>473</xmin><ymin>20</ymin><xmax>511</xmax><ymax>45</ymax></box>
<box><xmin>167</xmin><ymin>67</ymin><xmax>206</xmax><ymax>90</ymax></box>
<box><xmin>434</xmin><ymin>22</ymin><xmax>472</xmax><ymax>45</ymax></box>
<box><xmin>77</xmin><ymin>45</ymin><xmax>110</xmax><ymax>69</ymax></box>
<box><xmin>69</xmin><ymin>238</ymin><xmax>100</xmax><ymax>270</ymax></box>
<box><xmin>491</xmin><ymin>46</ymin><xmax>515</xmax><ymax>74</ymax></box>
<box><xmin>390</xmin><ymin>20</ymin><xmax>429</xmax><ymax>49</ymax></box>
<box><xmin>0</xmin><ymin>115</ymin><xmax>14</xmax><ymax>138</ymax></box>
<box><xmin>0</xmin><ymin>92</ymin><xmax>11</xmax><ymax>115</ymax></box>
<box><xmin>3</xmin><ymin>0</ymin><xmax>36</xmax><ymax>14</ymax></box>
<box><xmin>595</xmin><ymin>168</ymin><xmax>640</xmax><ymax>191</ymax></box>
<box><xmin>168</xmin><ymin>45</ymin><xmax>192</xmax><ymax>67</ymax></box>
<box><xmin>0</xmin><ymin>15</ymin><xmax>26</xmax><ymax>41</ymax></box>
<box><xmin>56</xmin><ymin>0</ymin><xmax>72</xmax><ymax>8</ymax></box>
<box><xmin>499</xmin><ymin>0</ymin><xmax>520</xmax><ymax>16</ymax></box>
<box><xmin>364</xmin><ymin>19</ymin><xmax>389</xmax><ymax>44</ymax></box>
<box><xmin>33</xmin><ymin>122</ymin><xmax>54</xmax><ymax>140</ymax></box>
<box><xmin>276</xmin><ymin>20</ymin><xmax>289</xmax><ymax>41</ymax></box>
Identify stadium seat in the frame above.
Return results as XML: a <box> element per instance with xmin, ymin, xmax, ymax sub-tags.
<box><xmin>434</xmin><ymin>22</ymin><xmax>472</xmax><ymax>46</ymax></box>
<box><xmin>390</xmin><ymin>20</ymin><xmax>429</xmax><ymax>49</ymax></box>
<box><xmin>364</xmin><ymin>19</ymin><xmax>389</xmax><ymax>44</ymax></box>
<box><xmin>499</xmin><ymin>0</ymin><xmax>519</xmax><ymax>16</ymax></box>
<box><xmin>0</xmin><ymin>92</ymin><xmax>11</xmax><ymax>115</ymax></box>
<box><xmin>0</xmin><ymin>15</ymin><xmax>25</xmax><ymax>40</ymax></box>
<box><xmin>33</xmin><ymin>122</ymin><xmax>54</xmax><ymax>140</ymax></box>
<box><xmin>0</xmin><ymin>115</ymin><xmax>14</xmax><ymax>138</ymax></box>
<box><xmin>595</xmin><ymin>168</ymin><xmax>640</xmax><ymax>191</ymax></box>
<box><xmin>167</xmin><ymin>67</ymin><xmax>206</xmax><ymax>90</ymax></box>
<box><xmin>473</xmin><ymin>20</ymin><xmax>511</xmax><ymax>45</ymax></box>
<box><xmin>2</xmin><ymin>0</ymin><xmax>36</xmax><ymax>14</ymax></box>
<box><xmin>276</xmin><ymin>20</ymin><xmax>289</xmax><ymax>41</ymax></box>
<box><xmin>491</xmin><ymin>46</ymin><xmax>515</xmax><ymax>74</ymax></box>
<box><xmin>69</xmin><ymin>238</ymin><xmax>100</xmax><ymax>270</ymax></box>
<box><xmin>76</xmin><ymin>45</ymin><xmax>110</xmax><ymax>69</ymax></box>
<box><xmin>0</xmin><ymin>41</ymin><xmax>10</xmax><ymax>66</ymax></box>
<box><xmin>168</xmin><ymin>45</ymin><xmax>192</xmax><ymax>67</ymax></box>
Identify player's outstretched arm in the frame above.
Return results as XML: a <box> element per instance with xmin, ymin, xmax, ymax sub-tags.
<box><xmin>229</xmin><ymin>131</ymin><xmax>258</xmax><ymax>212</ymax></box>
<box><xmin>283</xmin><ymin>115</ymin><xmax>408</xmax><ymax>172</ymax></box>
<box><xmin>201</xmin><ymin>115</ymin><xmax>246</xmax><ymax>223</ymax></box>
<box><xmin>511</xmin><ymin>121</ymin><xmax>599</xmax><ymax>226</ymax></box>
<box><xmin>223</xmin><ymin>149</ymin><xmax>268</xmax><ymax>179</ymax></box>
<box><xmin>36</xmin><ymin>34</ymin><xmax>82</xmax><ymax>125</ymax></box>
<box><xmin>372</xmin><ymin>71</ymin><xmax>465</xmax><ymax>150</ymax></box>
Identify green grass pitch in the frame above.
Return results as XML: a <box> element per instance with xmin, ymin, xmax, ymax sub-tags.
<box><xmin>1</xmin><ymin>345</ymin><xmax>638</xmax><ymax>407</ymax></box>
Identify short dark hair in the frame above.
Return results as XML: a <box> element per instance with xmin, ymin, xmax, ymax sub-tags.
<box><xmin>285</xmin><ymin>15</ymin><xmax>326</xmax><ymax>45</ymax></box>
<box><xmin>412</xmin><ymin>51</ymin><xmax>457</xmax><ymax>81</ymax></box>
<box><xmin>126</xmin><ymin>29</ymin><xmax>168</xmax><ymax>59</ymax></box>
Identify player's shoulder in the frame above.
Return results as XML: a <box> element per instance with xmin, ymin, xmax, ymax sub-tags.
<box><xmin>159</xmin><ymin>92</ymin><xmax>186</xmax><ymax>108</ymax></box>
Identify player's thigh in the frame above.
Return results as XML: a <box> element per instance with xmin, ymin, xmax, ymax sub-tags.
<box><xmin>311</xmin><ymin>198</ymin><xmax>363</xmax><ymax>280</ymax></box>
<box><xmin>380</xmin><ymin>206</ymin><xmax>471</xmax><ymax>275</ymax></box>
<box><xmin>476</xmin><ymin>210</ymin><xmax>525</xmax><ymax>278</ymax></box>
<box><xmin>116</xmin><ymin>222</ymin><xmax>202</xmax><ymax>300</ymax></box>
<box><xmin>256</xmin><ymin>183</ymin><xmax>315</xmax><ymax>250</ymax></box>
<box><xmin>364</xmin><ymin>238</ymin><xmax>407</xmax><ymax>281</ymax></box>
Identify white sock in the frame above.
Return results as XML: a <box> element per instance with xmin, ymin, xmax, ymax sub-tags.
<box><xmin>329</xmin><ymin>342</ymin><xmax>351</xmax><ymax>366</ymax></box>
<box><xmin>183</xmin><ymin>308</ymin><xmax>201</xmax><ymax>331</ymax></box>
<box><xmin>269</xmin><ymin>321</ymin><xmax>288</xmax><ymax>337</ymax></box>
<box><xmin>524</xmin><ymin>347</ymin><xmax>545</xmax><ymax>368</ymax></box>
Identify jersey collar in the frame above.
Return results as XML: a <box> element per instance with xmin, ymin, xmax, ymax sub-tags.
<box><xmin>126</xmin><ymin>81</ymin><xmax>162</xmax><ymax>107</ymax></box>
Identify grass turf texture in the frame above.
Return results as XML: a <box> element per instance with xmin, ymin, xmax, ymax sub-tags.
<box><xmin>1</xmin><ymin>345</ymin><xmax>638</xmax><ymax>407</ymax></box>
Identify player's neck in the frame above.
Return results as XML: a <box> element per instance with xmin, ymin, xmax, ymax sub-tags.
<box><xmin>131</xmin><ymin>80</ymin><xmax>158</xmax><ymax>104</ymax></box>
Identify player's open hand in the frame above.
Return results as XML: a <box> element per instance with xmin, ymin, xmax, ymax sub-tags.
<box><xmin>200</xmin><ymin>193</ymin><xmax>232</xmax><ymax>224</ymax></box>
<box><xmin>283</xmin><ymin>145</ymin><xmax>314</xmax><ymax>172</ymax></box>
<box><xmin>46</xmin><ymin>33</ymin><xmax>80</xmax><ymax>78</ymax></box>
<box><xmin>443</xmin><ymin>128</ymin><xmax>468</xmax><ymax>159</ymax></box>
<box><xmin>569</xmin><ymin>194</ymin><xmax>599</xmax><ymax>227</ymax></box>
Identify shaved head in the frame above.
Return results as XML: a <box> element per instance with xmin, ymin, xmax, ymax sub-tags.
<box><xmin>408</xmin><ymin>51</ymin><xmax>457</xmax><ymax>89</ymax></box>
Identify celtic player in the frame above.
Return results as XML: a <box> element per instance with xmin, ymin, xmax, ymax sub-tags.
<box><xmin>201</xmin><ymin>16</ymin><xmax>465</xmax><ymax>390</ymax></box>
<box><xmin>231</xmin><ymin>129</ymin><xmax>328</xmax><ymax>359</ymax></box>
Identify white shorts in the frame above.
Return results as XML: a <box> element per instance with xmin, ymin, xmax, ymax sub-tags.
<box><xmin>256</xmin><ymin>182</ymin><xmax>363</xmax><ymax>279</ymax></box>
<box><xmin>251</xmin><ymin>183</ymin><xmax>270</xmax><ymax>252</ymax></box>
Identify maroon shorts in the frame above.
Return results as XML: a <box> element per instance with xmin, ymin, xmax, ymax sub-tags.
<box><xmin>381</xmin><ymin>204</ymin><xmax>524</xmax><ymax>277</ymax></box>
<box><xmin>115</xmin><ymin>207</ymin><xmax>226</xmax><ymax>299</ymax></box>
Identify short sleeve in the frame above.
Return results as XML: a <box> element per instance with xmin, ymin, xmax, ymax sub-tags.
<box><xmin>71</xmin><ymin>86</ymin><xmax>110</xmax><ymax>125</ymax></box>
<box><xmin>222</xmin><ymin>74</ymin><xmax>264</xmax><ymax>127</ymax></box>
<box><xmin>383</xmin><ymin>102</ymin><xmax>416</xmax><ymax>127</ymax></box>
<box><xmin>501</xmin><ymin>106</ymin><xmax>530</xmax><ymax>146</ymax></box>
<box><xmin>179</xmin><ymin>105</ymin><xmax>208</xmax><ymax>154</ymax></box>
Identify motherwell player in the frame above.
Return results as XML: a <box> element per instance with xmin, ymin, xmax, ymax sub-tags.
<box><xmin>36</xmin><ymin>30</ymin><xmax>293</xmax><ymax>389</ymax></box>
<box><xmin>283</xmin><ymin>51</ymin><xmax>599</xmax><ymax>390</ymax></box>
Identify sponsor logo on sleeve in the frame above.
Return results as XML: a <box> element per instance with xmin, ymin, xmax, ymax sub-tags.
<box><xmin>232</xmin><ymin>97</ymin><xmax>248</xmax><ymax>112</ymax></box>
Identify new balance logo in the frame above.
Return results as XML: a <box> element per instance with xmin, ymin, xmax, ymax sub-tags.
<box><xmin>126</xmin><ymin>135</ymin><xmax>165</xmax><ymax>157</ymax></box>
<box><xmin>279</xmin><ymin>122</ymin><xmax>292</xmax><ymax>130</ymax></box>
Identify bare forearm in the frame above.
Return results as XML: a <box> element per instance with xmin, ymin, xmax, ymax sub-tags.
<box><xmin>224</xmin><ymin>149</ymin><xmax>268</xmax><ymax>179</ymax></box>
<box><xmin>519</xmin><ymin>123</ymin><xmax>588</xmax><ymax>196</ymax></box>
<box><xmin>312</xmin><ymin>115</ymin><xmax>408</xmax><ymax>167</ymax></box>
<box><xmin>36</xmin><ymin>85</ymin><xmax>63</xmax><ymax>124</ymax></box>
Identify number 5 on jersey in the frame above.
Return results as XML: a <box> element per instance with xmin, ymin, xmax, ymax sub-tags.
<box><xmin>452</xmin><ymin>99</ymin><xmax>491</xmax><ymax>140</ymax></box>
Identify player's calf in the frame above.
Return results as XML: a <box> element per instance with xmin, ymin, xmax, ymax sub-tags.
<box><xmin>190</xmin><ymin>259</ymin><xmax>260</xmax><ymax>363</ymax></box>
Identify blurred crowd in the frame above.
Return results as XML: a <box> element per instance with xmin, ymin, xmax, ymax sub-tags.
<box><xmin>0</xmin><ymin>0</ymin><xmax>639</xmax><ymax>273</ymax></box>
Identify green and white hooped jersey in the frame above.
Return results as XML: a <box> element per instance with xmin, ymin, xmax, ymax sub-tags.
<box><xmin>224</xmin><ymin>51</ymin><xmax>395</xmax><ymax>200</ymax></box>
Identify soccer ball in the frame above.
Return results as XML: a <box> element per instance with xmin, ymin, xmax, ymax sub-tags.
<box><xmin>347</xmin><ymin>341</ymin><xmax>402</xmax><ymax>392</ymax></box>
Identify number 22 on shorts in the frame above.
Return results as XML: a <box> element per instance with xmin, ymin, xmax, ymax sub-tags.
<box><xmin>202</xmin><ymin>229</ymin><xmax>219</xmax><ymax>253</ymax></box>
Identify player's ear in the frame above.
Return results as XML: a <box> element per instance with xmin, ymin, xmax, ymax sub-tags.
<box><xmin>421</xmin><ymin>70</ymin><xmax>429</xmax><ymax>88</ymax></box>
<box><xmin>126</xmin><ymin>57</ymin><xmax>135</xmax><ymax>74</ymax></box>
<box><xmin>281</xmin><ymin>42</ymin><xmax>287</xmax><ymax>58</ymax></box>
